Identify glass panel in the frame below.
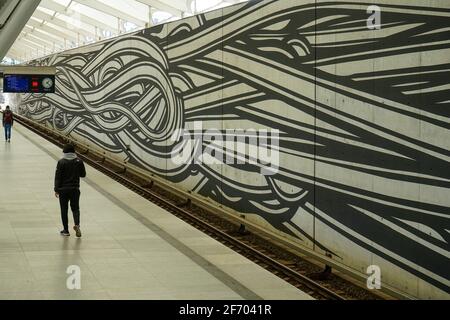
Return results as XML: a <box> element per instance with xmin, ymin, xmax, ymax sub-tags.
<box><xmin>153</xmin><ymin>11</ymin><xmax>172</xmax><ymax>24</ymax></box>
<box><xmin>13</xmin><ymin>0</ymin><xmax>251</xmax><ymax>61</ymax></box>
<box><xmin>97</xmin><ymin>0</ymin><xmax>149</xmax><ymax>23</ymax></box>
<box><xmin>38</xmin><ymin>7</ymin><xmax>55</xmax><ymax>15</ymax></box>
<box><xmin>53</xmin><ymin>0</ymin><xmax>71</xmax><ymax>7</ymax></box>
<box><xmin>69</xmin><ymin>2</ymin><xmax>118</xmax><ymax>29</ymax></box>
<box><xmin>56</xmin><ymin>13</ymin><xmax>96</xmax><ymax>35</ymax></box>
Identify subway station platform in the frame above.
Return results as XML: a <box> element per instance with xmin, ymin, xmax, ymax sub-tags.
<box><xmin>0</xmin><ymin>123</ymin><xmax>313</xmax><ymax>300</ymax></box>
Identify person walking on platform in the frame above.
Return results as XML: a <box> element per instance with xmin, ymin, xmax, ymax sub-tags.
<box><xmin>54</xmin><ymin>143</ymin><xmax>86</xmax><ymax>237</ymax></box>
<box><xmin>2</xmin><ymin>105</ymin><xmax>14</xmax><ymax>142</ymax></box>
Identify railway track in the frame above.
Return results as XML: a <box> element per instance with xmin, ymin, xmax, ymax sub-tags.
<box><xmin>16</xmin><ymin>115</ymin><xmax>385</xmax><ymax>300</ymax></box>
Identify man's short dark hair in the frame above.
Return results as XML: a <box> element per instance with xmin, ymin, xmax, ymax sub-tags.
<box><xmin>63</xmin><ymin>143</ymin><xmax>75</xmax><ymax>153</ymax></box>
<box><xmin>5</xmin><ymin>105</ymin><xmax>10</xmax><ymax>109</ymax></box>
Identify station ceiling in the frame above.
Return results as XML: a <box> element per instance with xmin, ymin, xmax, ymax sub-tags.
<box><xmin>6</xmin><ymin>0</ymin><xmax>247</xmax><ymax>62</ymax></box>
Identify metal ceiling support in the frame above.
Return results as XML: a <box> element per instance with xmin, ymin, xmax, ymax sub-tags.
<box><xmin>5</xmin><ymin>0</ymin><xmax>248</xmax><ymax>61</ymax></box>
<box><xmin>73</xmin><ymin>0</ymin><xmax>147</xmax><ymax>27</ymax></box>
<box><xmin>20</xmin><ymin>37</ymin><xmax>46</xmax><ymax>50</ymax></box>
<box><xmin>27</xmin><ymin>18</ymin><xmax>78</xmax><ymax>43</ymax></box>
<box><xmin>39</xmin><ymin>0</ymin><xmax>117</xmax><ymax>34</ymax></box>
<box><xmin>21</xmin><ymin>29</ymin><xmax>53</xmax><ymax>47</ymax></box>
<box><xmin>190</xmin><ymin>0</ymin><xmax>197</xmax><ymax>14</ymax></box>
<box><xmin>23</xmin><ymin>25</ymin><xmax>66</xmax><ymax>46</ymax></box>
<box><xmin>7</xmin><ymin>47</ymin><xmax>22</xmax><ymax>58</ymax></box>
<box><xmin>0</xmin><ymin>0</ymin><xmax>41</xmax><ymax>60</ymax></box>
<box><xmin>135</xmin><ymin>0</ymin><xmax>184</xmax><ymax>18</ymax></box>
<box><xmin>33</xmin><ymin>9</ymin><xmax>96</xmax><ymax>39</ymax></box>
<box><xmin>12</xmin><ymin>42</ymin><xmax>37</xmax><ymax>54</ymax></box>
<box><xmin>147</xmin><ymin>5</ymin><xmax>154</xmax><ymax>27</ymax></box>
<box><xmin>222</xmin><ymin>0</ymin><xmax>241</xmax><ymax>4</ymax></box>
<box><xmin>17</xmin><ymin>35</ymin><xmax>55</xmax><ymax>58</ymax></box>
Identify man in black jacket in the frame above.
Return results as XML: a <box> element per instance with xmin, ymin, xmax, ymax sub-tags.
<box><xmin>54</xmin><ymin>143</ymin><xmax>86</xmax><ymax>237</ymax></box>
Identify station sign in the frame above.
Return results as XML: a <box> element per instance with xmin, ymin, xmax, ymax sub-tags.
<box><xmin>0</xmin><ymin>66</ymin><xmax>56</xmax><ymax>93</ymax></box>
<box><xmin>3</xmin><ymin>74</ymin><xmax>55</xmax><ymax>93</ymax></box>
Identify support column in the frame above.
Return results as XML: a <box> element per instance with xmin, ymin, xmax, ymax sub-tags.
<box><xmin>0</xmin><ymin>0</ymin><xmax>41</xmax><ymax>60</ymax></box>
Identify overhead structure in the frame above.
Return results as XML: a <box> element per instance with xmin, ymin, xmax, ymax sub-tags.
<box><xmin>1</xmin><ymin>66</ymin><xmax>56</xmax><ymax>93</ymax></box>
<box><xmin>0</xmin><ymin>0</ymin><xmax>42</xmax><ymax>61</ymax></box>
<box><xmin>4</xmin><ymin>0</ymin><xmax>247</xmax><ymax>63</ymax></box>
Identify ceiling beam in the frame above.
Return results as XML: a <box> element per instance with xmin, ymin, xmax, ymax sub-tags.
<box><xmin>33</xmin><ymin>8</ymin><xmax>96</xmax><ymax>39</ymax></box>
<box><xmin>16</xmin><ymin>38</ymin><xmax>54</xmax><ymax>58</ymax></box>
<box><xmin>23</xmin><ymin>31</ymin><xmax>58</xmax><ymax>48</ymax></box>
<box><xmin>19</xmin><ymin>36</ymin><xmax>47</xmax><ymax>50</ymax></box>
<box><xmin>39</xmin><ymin>0</ymin><xmax>117</xmax><ymax>35</ymax></box>
<box><xmin>8</xmin><ymin>43</ymin><xmax>38</xmax><ymax>60</ymax></box>
<box><xmin>222</xmin><ymin>0</ymin><xmax>242</xmax><ymax>4</ymax></box>
<box><xmin>12</xmin><ymin>42</ymin><xmax>39</xmax><ymax>55</ymax></box>
<box><xmin>23</xmin><ymin>25</ymin><xmax>66</xmax><ymax>46</ymax></box>
<box><xmin>134</xmin><ymin>0</ymin><xmax>183</xmax><ymax>18</ymax></box>
<box><xmin>6</xmin><ymin>47</ymin><xmax>23</xmax><ymax>59</ymax></box>
<box><xmin>5</xmin><ymin>0</ymin><xmax>247</xmax><ymax>62</ymax></box>
<box><xmin>6</xmin><ymin>48</ymin><xmax>20</xmax><ymax>56</ymax></box>
<box><xmin>73</xmin><ymin>0</ymin><xmax>147</xmax><ymax>27</ymax></box>
<box><xmin>21</xmin><ymin>30</ymin><xmax>54</xmax><ymax>48</ymax></box>
<box><xmin>27</xmin><ymin>18</ymin><xmax>78</xmax><ymax>43</ymax></box>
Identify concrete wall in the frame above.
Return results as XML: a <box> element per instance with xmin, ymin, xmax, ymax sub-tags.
<box><xmin>16</xmin><ymin>0</ymin><xmax>450</xmax><ymax>298</ymax></box>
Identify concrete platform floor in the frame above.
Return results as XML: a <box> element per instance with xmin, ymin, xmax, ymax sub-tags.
<box><xmin>0</xmin><ymin>123</ymin><xmax>313</xmax><ymax>300</ymax></box>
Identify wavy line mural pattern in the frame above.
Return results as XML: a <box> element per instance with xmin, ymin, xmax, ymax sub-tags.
<box><xmin>18</xmin><ymin>0</ymin><xmax>450</xmax><ymax>296</ymax></box>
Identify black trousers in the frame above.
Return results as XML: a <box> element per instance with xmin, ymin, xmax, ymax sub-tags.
<box><xmin>59</xmin><ymin>189</ymin><xmax>81</xmax><ymax>231</ymax></box>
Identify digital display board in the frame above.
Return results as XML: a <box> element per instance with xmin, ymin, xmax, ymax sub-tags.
<box><xmin>3</xmin><ymin>74</ymin><xmax>55</xmax><ymax>93</ymax></box>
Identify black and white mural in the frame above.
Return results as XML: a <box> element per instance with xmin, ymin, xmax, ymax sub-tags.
<box><xmin>18</xmin><ymin>0</ymin><xmax>450</xmax><ymax>297</ymax></box>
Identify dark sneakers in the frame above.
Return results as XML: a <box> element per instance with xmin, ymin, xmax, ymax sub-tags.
<box><xmin>73</xmin><ymin>225</ymin><xmax>82</xmax><ymax>238</ymax></box>
<box><xmin>60</xmin><ymin>227</ymin><xmax>81</xmax><ymax>237</ymax></box>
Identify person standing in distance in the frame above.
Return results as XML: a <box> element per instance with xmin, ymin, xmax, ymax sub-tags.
<box><xmin>2</xmin><ymin>105</ymin><xmax>14</xmax><ymax>142</ymax></box>
<box><xmin>54</xmin><ymin>143</ymin><xmax>86</xmax><ymax>237</ymax></box>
